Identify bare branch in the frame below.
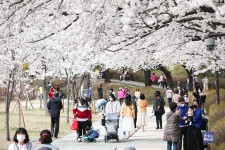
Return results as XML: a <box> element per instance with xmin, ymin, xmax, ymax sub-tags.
<box><xmin>177</xmin><ymin>17</ymin><xmax>203</xmax><ymax>23</ymax></box>
<box><xmin>58</xmin><ymin>0</ymin><xmax>64</xmax><ymax>10</ymax></box>
<box><xmin>9</xmin><ymin>0</ymin><xmax>24</xmax><ymax>7</ymax></box>
<box><xmin>63</xmin><ymin>16</ymin><xmax>79</xmax><ymax>30</ymax></box>
<box><xmin>27</xmin><ymin>15</ymin><xmax>79</xmax><ymax>43</ymax></box>
<box><xmin>28</xmin><ymin>33</ymin><xmax>54</xmax><ymax>43</ymax></box>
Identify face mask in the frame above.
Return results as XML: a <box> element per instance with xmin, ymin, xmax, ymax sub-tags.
<box><xmin>180</xmin><ymin>104</ymin><xmax>184</xmax><ymax>107</ymax></box>
<box><xmin>109</xmin><ymin>98</ymin><xmax>113</xmax><ymax>101</ymax></box>
<box><xmin>193</xmin><ymin>105</ymin><xmax>198</xmax><ymax>109</ymax></box>
<box><xmin>17</xmin><ymin>134</ymin><xmax>25</xmax><ymax>142</ymax></box>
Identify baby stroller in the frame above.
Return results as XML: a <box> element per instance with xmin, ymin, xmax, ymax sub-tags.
<box><xmin>103</xmin><ymin>113</ymin><xmax>119</xmax><ymax>143</ymax></box>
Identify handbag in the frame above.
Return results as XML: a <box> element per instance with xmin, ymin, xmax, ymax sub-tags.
<box><xmin>70</xmin><ymin>118</ymin><xmax>78</xmax><ymax>130</ymax></box>
<box><xmin>160</xmin><ymin>107</ymin><xmax>165</xmax><ymax>115</ymax></box>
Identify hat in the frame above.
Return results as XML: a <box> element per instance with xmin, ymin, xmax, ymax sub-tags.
<box><xmin>54</xmin><ymin>91</ymin><xmax>59</xmax><ymax>97</ymax></box>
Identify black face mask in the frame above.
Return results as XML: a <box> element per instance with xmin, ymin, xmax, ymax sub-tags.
<box><xmin>192</xmin><ymin>105</ymin><xmax>198</xmax><ymax>109</ymax></box>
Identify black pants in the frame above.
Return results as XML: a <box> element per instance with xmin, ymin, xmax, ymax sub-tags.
<box><xmin>119</xmin><ymin>98</ymin><xmax>124</xmax><ymax>105</ymax></box>
<box><xmin>77</xmin><ymin>121</ymin><xmax>88</xmax><ymax>137</ymax></box>
<box><xmin>155</xmin><ymin>112</ymin><xmax>162</xmax><ymax>128</ymax></box>
<box><xmin>98</xmin><ymin>92</ymin><xmax>103</xmax><ymax>99</ymax></box>
<box><xmin>178</xmin><ymin>126</ymin><xmax>187</xmax><ymax>150</ymax></box>
<box><xmin>134</xmin><ymin>116</ymin><xmax>137</xmax><ymax>128</ymax></box>
<box><xmin>185</xmin><ymin>126</ymin><xmax>204</xmax><ymax>150</ymax></box>
<box><xmin>51</xmin><ymin>117</ymin><xmax>60</xmax><ymax>137</ymax></box>
<box><xmin>167</xmin><ymin>98</ymin><xmax>172</xmax><ymax>104</ymax></box>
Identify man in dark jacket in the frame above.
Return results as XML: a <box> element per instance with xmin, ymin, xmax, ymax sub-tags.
<box><xmin>47</xmin><ymin>91</ymin><xmax>63</xmax><ymax>138</ymax></box>
<box><xmin>153</xmin><ymin>91</ymin><xmax>165</xmax><ymax>129</ymax></box>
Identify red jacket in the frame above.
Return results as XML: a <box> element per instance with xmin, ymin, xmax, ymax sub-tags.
<box><xmin>48</xmin><ymin>88</ymin><xmax>54</xmax><ymax>100</ymax></box>
<box><xmin>73</xmin><ymin>103</ymin><xmax>92</xmax><ymax>121</ymax></box>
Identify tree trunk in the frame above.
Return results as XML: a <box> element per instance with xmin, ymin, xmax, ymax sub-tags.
<box><xmin>159</xmin><ymin>65</ymin><xmax>174</xmax><ymax>90</ymax></box>
<box><xmin>144</xmin><ymin>69</ymin><xmax>151</xmax><ymax>86</ymax></box>
<box><xmin>5</xmin><ymin>70</ymin><xmax>16</xmax><ymax>141</ymax></box>
<box><xmin>103</xmin><ymin>69</ymin><xmax>110</xmax><ymax>83</ymax></box>
<box><xmin>5</xmin><ymin>80</ymin><xmax>11</xmax><ymax>141</ymax></box>
<box><xmin>66</xmin><ymin>76</ymin><xmax>70</xmax><ymax>123</ymax></box>
<box><xmin>43</xmin><ymin>65</ymin><xmax>49</xmax><ymax>116</ymax></box>
<box><xmin>71</xmin><ymin>77</ymin><xmax>76</xmax><ymax>104</ymax></box>
<box><xmin>182</xmin><ymin>66</ymin><xmax>193</xmax><ymax>91</ymax></box>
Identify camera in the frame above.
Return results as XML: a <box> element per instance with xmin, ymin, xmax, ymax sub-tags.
<box><xmin>205</xmin><ymin>38</ymin><xmax>215</xmax><ymax>51</ymax></box>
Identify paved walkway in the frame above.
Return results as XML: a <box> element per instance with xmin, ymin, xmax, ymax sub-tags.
<box><xmin>110</xmin><ymin>79</ymin><xmax>145</xmax><ymax>87</ymax></box>
<box><xmin>51</xmin><ymin>107</ymin><xmax>169</xmax><ymax>150</ymax></box>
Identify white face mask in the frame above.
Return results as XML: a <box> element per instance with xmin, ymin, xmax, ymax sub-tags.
<box><xmin>17</xmin><ymin>134</ymin><xmax>26</xmax><ymax>142</ymax></box>
<box><xmin>109</xmin><ymin>98</ymin><xmax>113</xmax><ymax>101</ymax></box>
<box><xmin>180</xmin><ymin>104</ymin><xmax>184</xmax><ymax>107</ymax></box>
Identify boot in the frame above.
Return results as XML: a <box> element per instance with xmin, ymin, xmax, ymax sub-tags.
<box><xmin>156</xmin><ymin>120</ymin><xmax>159</xmax><ymax>129</ymax></box>
<box><xmin>160</xmin><ymin>120</ymin><xmax>162</xmax><ymax>129</ymax></box>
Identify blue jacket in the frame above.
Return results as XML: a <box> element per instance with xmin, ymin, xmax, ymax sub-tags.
<box><xmin>88</xmin><ymin>130</ymin><xmax>99</xmax><ymax>139</ymax></box>
<box><xmin>177</xmin><ymin>104</ymin><xmax>189</xmax><ymax>126</ymax></box>
<box><xmin>192</xmin><ymin>108</ymin><xmax>202</xmax><ymax>129</ymax></box>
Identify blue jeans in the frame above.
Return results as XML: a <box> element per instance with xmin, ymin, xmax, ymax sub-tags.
<box><xmin>167</xmin><ymin>141</ymin><xmax>177</xmax><ymax>150</ymax></box>
<box><xmin>96</xmin><ymin>99</ymin><xmax>107</xmax><ymax>113</ymax></box>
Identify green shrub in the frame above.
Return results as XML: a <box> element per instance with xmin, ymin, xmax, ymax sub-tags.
<box><xmin>211</xmin><ymin>142</ymin><xmax>225</xmax><ymax>150</ymax></box>
<box><xmin>210</xmin><ymin>117</ymin><xmax>225</xmax><ymax>150</ymax></box>
<box><xmin>208</xmin><ymin>101</ymin><xmax>225</xmax><ymax>127</ymax></box>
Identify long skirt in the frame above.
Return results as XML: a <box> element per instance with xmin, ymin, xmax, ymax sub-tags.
<box><xmin>123</xmin><ymin>116</ymin><xmax>135</xmax><ymax>133</ymax></box>
<box><xmin>184</xmin><ymin>126</ymin><xmax>204</xmax><ymax>150</ymax></box>
<box><xmin>137</xmin><ymin>111</ymin><xmax>147</xmax><ymax>127</ymax></box>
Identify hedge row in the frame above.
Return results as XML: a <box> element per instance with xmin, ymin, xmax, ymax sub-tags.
<box><xmin>205</xmin><ymin>89</ymin><xmax>225</xmax><ymax>150</ymax></box>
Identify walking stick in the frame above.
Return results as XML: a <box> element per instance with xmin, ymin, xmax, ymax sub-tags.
<box><xmin>126</xmin><ymin>126</ymin><xmax>142</xmax><ymax>139</ymax></box>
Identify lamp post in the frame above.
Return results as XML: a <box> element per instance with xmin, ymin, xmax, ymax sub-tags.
<box><xmin>204</xmin><ymin>33</ymin><xmax>225</xmax><ymax>105</ymax></box>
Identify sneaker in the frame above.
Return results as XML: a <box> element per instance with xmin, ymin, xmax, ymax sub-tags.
<box><xmin>156</xmin><ymin>127</ymin><xmax>159</xmax><ymax>129</ymax></box>
<box><xmin>54</xmin><ymin>136</ymin><xmax>58</xmax><ymax>138</ymax></box>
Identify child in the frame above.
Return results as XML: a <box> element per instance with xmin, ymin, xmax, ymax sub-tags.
<box><xmin>82</xmin><ymin>127</ymin><xmax>99</xmax><ymax>142</ymax></box>
<box><xmin>186</xmin><ymin>106</ymin><xmax>194</xmax><ymax>125</ymax></box>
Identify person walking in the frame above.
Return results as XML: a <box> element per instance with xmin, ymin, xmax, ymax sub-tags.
<box><xmin>131</xmin><ymin>96</ymin><xmax>138</xmax><ymax>129</ymax></box>
<box><xmin>47</xmin><ymin>91</ymin><xmax>63</xmax><ymax>138</ymax></box>
<box><xmin>137</xmin><ymin>93</ymin><xmax>148</xmax><ymax>131</ymax></box>
<box><xmin>118</xmin><ymin>88</ymin><xmax>125</xmax><ymax>105</ymax></box>
<box><xmin>177</xmin><ymin>97</ymin><xmax>189</xmax><ymax>150</ymax></box>
<box><xmin>88</xmin><ymin>85</ymin><xmax>93</xmax><ymax>101</ymax></box>
<box><xmin>8</xmin><ymin>128</ymin><xmax>32</xmax><ymax>150</ymax></box>
<box><xmin>121</xmin><ymin>94</ymin><xmax>135</xmax><ymax>137</ymax></box>
<box><xmin>165</xmin><ymin>86</ymin><xmax>173</xmax><ymax>104</ymax></box>
<box><xmin>134</xmin><ymin>88</ymin><xmax>141</xmax><ymax>99</ymax></box>
<box><xmin>151</xmin><ymin>73</ymin><xmax>157</xmax><ymax>85</ymax></box>
<box><xmin>185</xmin><ymin>101</ymin><xmax>204</xmax><ymax>150</ymax></box>
<box><xmin>47</xmin><ymin>87</ymin><xmax>55</xmax><ymax>100</ymax></box>
<box><xmin>123</xmin><ymin>86</ymin><xmax>130</xmax><ymax>96</ymax></box>
<box><xmin>202</xmin><ymin>76</ymin><xmax>209</xmax><ymax>91</ymax></box>
<box><xmin>163</xmin><ymin>102</ymin><xmax>182</xmax><ymax>150</ymax></box>
<box><xmin>34</xmin><ymin>129</ymin><xmax>59</xmax><ymax>150</ymax></box>
<box><xmin>109</xmin><ymin>88</ymin><xmax>115</xmax><ymax>96</ymax></box>
<box><xmin>183</xmin><ymin>94</ymin><xmax>189</xmax><ymax>106</ymax></box>
<box><xmin>73</xmin><ymin>98</ymin><xmax>92</xmax><ymax>142</ymax></box>
<box><xmin>105</xmin><ymin>94</ymin><xmax>121</xmax><ymax>115</ymax></box>
<box><xmin>172</xmin><ymin>89</ymin><xmax>181</xmax><ymax>104</ymax></box>
<box><xmin>153</xmin><ymin>91</ymin><xmax>165</xmax><ymax>129</ymax></box>
<box><xmin>97</xmin><ymin>84</ymin><xmax>103</xmax><ymax>99</ymax></box>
